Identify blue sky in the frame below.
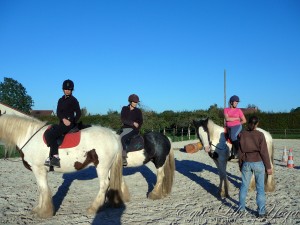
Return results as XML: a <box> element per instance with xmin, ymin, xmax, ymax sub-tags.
<box><xmin>1</xmin><ymin>0</ymin><xmax>299</xmax><ymax>115</ymax></box>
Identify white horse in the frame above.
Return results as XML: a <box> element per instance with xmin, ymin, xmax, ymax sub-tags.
<box><xmin>0</xmin><ymin>113</ymin><xmax>127</xmax><ymax>218</ymax></box>
<box><xmin>193</xmin><ymin>118</ymin><xmax>275</xmax><ymax>197</ymax></box>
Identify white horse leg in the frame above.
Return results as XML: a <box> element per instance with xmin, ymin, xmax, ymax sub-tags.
<box><xmin>214</xmin><ymin>151</ymin><xmax>229</xmax><ymax>198</ymax></box>
<box><xmin>87</xmin><ymin>166</ymin><xmax>110</xmax><ymax>215</ymax></box>
<box><xmin>31</xmin><ymin>166</ymin><xmax>54</xmax><ymax>218</ymax></box>
<box><xmin>148</xmin><ymin>167</ymin><xmax>164</xmax><ymax>200</ymax></box>
<box><xmin>265</xmin><ymin>170</ymin><xmax>275</xmax><ymax>192</ymax></box>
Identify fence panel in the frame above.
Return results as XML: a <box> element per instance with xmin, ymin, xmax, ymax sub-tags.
<box><xmin>144</xmin><ymin>128</ymin><xmax>300</xmax><ymax>141</ymax></box>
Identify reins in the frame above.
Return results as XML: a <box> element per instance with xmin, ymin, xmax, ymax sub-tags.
<box><xmin>206</xmin><ymin>126</ymin><xmax>227</xmax><ymax>151</ymax></box>
<box><xmin>18</xmin><ymin>123</ymin><xmax>48</xmax><ymax>151</ymax></box>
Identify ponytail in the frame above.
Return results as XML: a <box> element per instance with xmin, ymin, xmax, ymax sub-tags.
<box><xmin>247</xmin><ymin>116</ymin><xmax>259</xmax><ymax>131</ymax></box>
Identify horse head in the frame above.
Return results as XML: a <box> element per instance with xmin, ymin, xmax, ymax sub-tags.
<box><xmin>193</xmin><ymin>118</ymin><xmax>219</xmax><ymax>159</ymax></box>
<box><xmin>193</xmin><ymin>118</ymin><xmax>210</xmax><ymax>152</ymax></box>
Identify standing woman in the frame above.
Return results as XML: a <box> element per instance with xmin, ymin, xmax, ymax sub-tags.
<box><xmin>44</xmin><ymin>79</ymin><xmax>81</xmax><ymax>167</ymax></box>
<box><xmin>224</xmin><ymin>95</ymin><xmax>246</xmax><ymax>160</ymax></box>
<box><xmin>238</xmin><ymin>116</ymin><xmax>272</xmax><ymax>218</ymax></box>
<box><xmin>120</xmin><ymin>94</ymin><xmax>143</xmax><ymax>166</ymax></box>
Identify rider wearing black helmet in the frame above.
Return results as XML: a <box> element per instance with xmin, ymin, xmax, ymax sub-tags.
<box><xmin>224</xmin><ymin>95</ymin><xmax>247</xmax><ymax>161</ymax></box>
<box><xmin>44</xmin><ymin>79</ymin><xmax>81</xmax><ymax>168</ymax></box>
<box><xmin>120</xmin><ymin>94</ymin><xmax>143</xmax><ymax>166</ymax></box>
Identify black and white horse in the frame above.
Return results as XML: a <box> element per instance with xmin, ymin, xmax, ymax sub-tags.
<box><xmin>121</xmin><ymin>131</ymin><xmax>175</xmax><ymax>200</ymax></box>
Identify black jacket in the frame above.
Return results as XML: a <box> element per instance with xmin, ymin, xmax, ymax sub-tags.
<box><xmin>56</xmin><ymin>95</ymin><xmax>81</xmax><ymax>124</ymax></box>
<box><xmin>121</xmin><ymin>105</ymin><xmax>143</xmax><ymax>131</ymax></box>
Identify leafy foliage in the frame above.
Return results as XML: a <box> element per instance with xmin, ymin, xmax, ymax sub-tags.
<box><xmin>0</xmin><ymin>77</ymin><xmax>34</xmax><ymax>114</ymax></box>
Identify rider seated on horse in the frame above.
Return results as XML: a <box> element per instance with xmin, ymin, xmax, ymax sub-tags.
<box><xmin>119</xmin><ymin>94</ymin><xmax>143</xmax><ymax>166</ymax></box>
<box><xmin>44</xmin><ymin>79</ymin><xmax>81</xmax><ymax>168</ymax></box>
<box><xmin>224</xmin><ymin>95</ymin><xmax>247</xmax><ymax>161</ymax></box>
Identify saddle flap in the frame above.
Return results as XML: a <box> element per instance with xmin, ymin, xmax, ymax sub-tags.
<box><xmin>43</xmin><ymin>126</ymin><xmax>81</xmax><ymax>149</ymax></box>
<box><xmin>126</xmin><ymin>134</ymin><xmax>144</xmax><ymax>152</ymax></box>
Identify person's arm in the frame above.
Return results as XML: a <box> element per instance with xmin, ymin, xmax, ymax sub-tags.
<box><xmin>136</xmin><ymin>109</ymin><xmax>143</xmax><ymax>128</ymax></box>
<box><xmin>240</xmin><ymin>114</ymin><xmax>247</xmax><ymax>125</ymax></box>
<box><xmin>56</xmin><ymin>98</ymin><xmax>64</xmax><ymax>121</ymax></box>
<box><xmin>238</xmin><ymin>109</ymin><xmax>247</xmax><ymax>124</ymax></box>
<box><xmin>74</xmin><ymin>98</ymin><xmax>81</xmax><ymax>123</ymax></box>
<box><xmin>121</xmin><ymin>106</ymin><xmax>134</xmax><ymax>126</ymax></box>
<box><xmin>224</xmin><ymin>108</ymin><xmax>240</xmax><ymax>122</ymax></box>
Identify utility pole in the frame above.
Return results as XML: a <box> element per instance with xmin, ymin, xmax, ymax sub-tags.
<box><xmin>224</xmin><ymin>69</ymin><xmax>226</xmax><ymax>126</ymax></box>
<box><xmin>224</xmin><ymin>69</ymin><xmax>226</xmax><ymax>109</ymax></box>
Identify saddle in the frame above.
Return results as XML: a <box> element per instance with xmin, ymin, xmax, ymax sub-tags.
<box><xmin>43</xmin><ymin>122</ymin><xmax>91</xmax><ymax>149</ymax></box>
<box><xmin>125</xmin><ymin>134</ymin><xmax>144</xmax><ymax>152</ymax></box>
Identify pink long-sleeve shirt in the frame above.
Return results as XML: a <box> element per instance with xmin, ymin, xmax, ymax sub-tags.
<box><xmin>224</xmin><ymin>108</ymin><xmax>244</xmax><ymax>127</ymax></box>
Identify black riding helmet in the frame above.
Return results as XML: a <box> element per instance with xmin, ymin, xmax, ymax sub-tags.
<box><xmin>229</xmin><ymin>95</ymin><xmax>240</xmax><ymax>103</ymax></box>
<box><xmin>128</xmin><ymin>94</ymin><xmax>140</xmax><ymax>103</ymax></box>
<box><xmin>62</xmin><ymin>79</ymin><xmax>74</xmax><ymax>90</ymax></box>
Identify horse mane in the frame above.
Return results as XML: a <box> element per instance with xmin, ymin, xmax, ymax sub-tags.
<box><xmin>0</xmin><ymin>114</ymin><xmax>46</xmax><ymax>148</ymax></box>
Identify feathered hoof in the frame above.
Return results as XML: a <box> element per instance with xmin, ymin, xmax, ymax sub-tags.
<box><xmin>36</xmin><ymin>210</ymin><xmax>54</xmax><ymax>219</ymax></box>
<box><xmin>122</xmin><ymin>194</ymin><xmax>130</xmax><ymax>202</ymax></box>
<box><xmin>148</xmin><ymin>191</ymin><xmax>163</xmax><ymax>200</ymax></box>
<box><xmin>87</xmin><ymin>206</ymin><xmax>97</xmax><ymax>215</ymax></box>
<box><xmin>31</xmin><ymin>206</ymin><xmax>54</xmax><ymax>218</ymax></box>
<box><xmin>220</xmin><ymin>192</ymin><xmax>229</xmax><ymax>198</ymax></box>
<box><xmin>265</xmin><ymin>185</ymin><xmax>276</xmax><ymax>192</ymax></box>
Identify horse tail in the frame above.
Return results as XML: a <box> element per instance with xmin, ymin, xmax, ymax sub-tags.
<box><xmin>161</xmin><ymin>140</ymin><xmax>175</xmax><ymax>197</ymax></box>
<box><xmin>107</xmin><ymin>148</ymin><xmax>124</xmax><ymax>207</ymax></box>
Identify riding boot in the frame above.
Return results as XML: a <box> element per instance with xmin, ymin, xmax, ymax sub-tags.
<box><xmin>122</xmin><ymin>150</ymin><xmax>128</xmax><ymax>167</ymax></box>
<box><xmin>228</xmin><ymin>140</ymin><xmax>239</xmax><ymax>161</ymax></box>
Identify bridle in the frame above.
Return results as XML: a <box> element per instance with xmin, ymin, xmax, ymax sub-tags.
<box><xmin>201</xmin><ymin>126</ymin><xmax>226</xmax><ymax>151</ymax></box>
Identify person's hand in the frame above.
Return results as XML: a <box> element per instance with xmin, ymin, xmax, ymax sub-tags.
<box><xmin>266</xmin><ymin>169</ymin><xmax>272</xmax><ymax>175</ymax></box>
<box><xmin>133</xmin><ymin>122</ymin><xmax>139</xmax><ymax>128</ymax></box>
<box><xmin>63</xmin><ymin>118</ymin><xmax>71</xmax><ymax>126</ymax></box>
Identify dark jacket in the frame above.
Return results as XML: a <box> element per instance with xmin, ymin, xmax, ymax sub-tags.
<box><xmin>56</xmin><ymin>95</ymin><xmax>81</xmax><ymax>124</ymax></box>
<box><xmin>238</xmin><ymin>129</ymin><xmax>271</xmax><ymax>170</ymax></box>
<box><xmin>121</xmin><ymin>105</ymin><xmax>143</xmax><ymax>131</ymax></box>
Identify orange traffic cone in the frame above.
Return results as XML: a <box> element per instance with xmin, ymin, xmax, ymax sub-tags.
<box><xmin>282</xmin><ymin>146</ymin><xmax>288</xmax><ymax>163</ymax></box>
<box><xmin>287</xmin><ymin>148</ymin><xmax>295</xmax><ymax>168</ymax></box>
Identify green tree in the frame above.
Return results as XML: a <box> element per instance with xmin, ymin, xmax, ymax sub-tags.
<box><xmin>0</xmin><ymin>77</ymin><xmax>34</xmax><ymax>114</ymax></box>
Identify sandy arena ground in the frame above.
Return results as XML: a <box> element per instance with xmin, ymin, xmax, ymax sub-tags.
<box><xmin>0</xmin><ymin>139</ymin><xmax>299</xmax><ymax>225</ymax></box>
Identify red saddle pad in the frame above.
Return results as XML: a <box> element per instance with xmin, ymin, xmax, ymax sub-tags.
<box><xmin>43</xmin><ymin>126</ymin><xmax>81</xmax><ymax>149</ymax></box>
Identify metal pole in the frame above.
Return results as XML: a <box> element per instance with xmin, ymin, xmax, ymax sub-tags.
<box><xmin>224</xmin><ymin>69</ymin><xmax>226</xmax><ymax>109</ymax></box>
<box><xmin>224</xmin><ymin>69</ymin><xmax>227</xmax><ymax>126</ymax></box>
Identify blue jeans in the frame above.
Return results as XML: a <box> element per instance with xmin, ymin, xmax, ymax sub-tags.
<box><xmin>239</xmin><ymin>161</ymin><xmax>266</xmax><ymax>215</ymax></box>
<box><xmin>229</xmin><ymin>124</ymin><xmax>242</xmax><ymax>141</ymax></box>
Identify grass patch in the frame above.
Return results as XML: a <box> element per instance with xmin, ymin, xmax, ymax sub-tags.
<box><xmin>0</xmin><ymin>145</ymin><xmax>20</xmax><ymax>159</ymax></box>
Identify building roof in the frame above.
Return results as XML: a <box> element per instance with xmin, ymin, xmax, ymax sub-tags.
<box><xmin>30</xmin><ymin>110</ymin><xmax>55</xmax><ymax>117</ymax></box>
<box><xmin>0</xmin><ymin>102</ymin><xmax>32</xmax><ymax>118</ymax></box>
<box><xmin>241</xmin><ymin>107</ymin><xmax>258</xmax><ymax>114</ymax></box>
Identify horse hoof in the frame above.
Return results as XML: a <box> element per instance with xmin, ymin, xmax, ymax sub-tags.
<box><xmin>87</xmin><ymin>207</ymin><xmax>97</xmax><ymax>215</ymax></box>
<box><xmin>148</xmin><ymin>192</ymin><xmax>162</xmax><ymax>200</ymax></box>
<box><xmin>220</xmin><ymin>193</ymin><xmax>230</xmax><ymax>198</ymax></box>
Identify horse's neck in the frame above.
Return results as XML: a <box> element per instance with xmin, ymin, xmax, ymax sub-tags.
<box><xmin>4</xmin><ymin>117</ymin><xmax>44</xmax><ymax>147</ymax></box>
<box><xmin>209</xmin><ymin>122</ymin><xmax>227</xmax><ymax>145</ymax></box>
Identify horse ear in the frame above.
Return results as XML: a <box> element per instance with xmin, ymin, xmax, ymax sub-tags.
<box><xmin>193</xmin><ymin>119</ymin><xmax>200</xmax><ymax>128</ymax></box>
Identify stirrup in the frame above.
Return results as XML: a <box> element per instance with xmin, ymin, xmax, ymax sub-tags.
<box><xmin>122</xmin><ymin>158</ymin><xmax>128</xmax><ymax>167</ymax></box>
<box><xmin>44</xmin><ymin>157</ymin><xmax>51</xmax><ymax>167</ymax></box>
